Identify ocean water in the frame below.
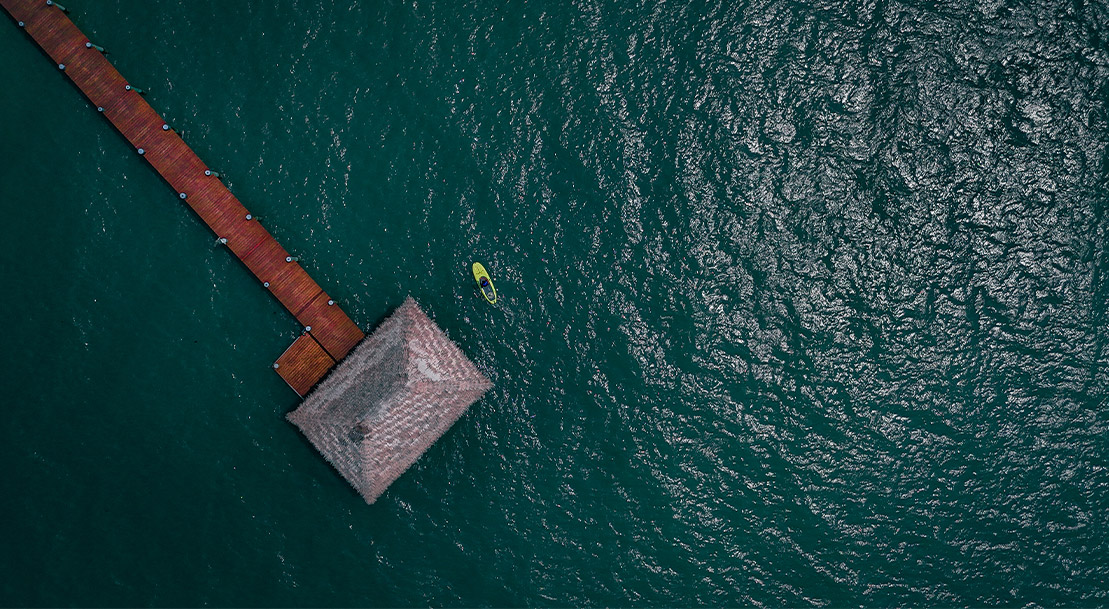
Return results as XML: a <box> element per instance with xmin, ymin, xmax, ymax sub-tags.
<box><xmin>1</xmin><ymin>0</ymin><xmax>1107</xmax><ymax>605</ymax></box>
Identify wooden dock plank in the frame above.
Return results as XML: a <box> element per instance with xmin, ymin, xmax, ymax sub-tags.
<box><xmin>64</xmin><ymin>50</ymin><xmax>112</xmax><ymax>98</ymax></box>
<box><xmin>181</xmin><ymin>181</ymin><xmax>235</xmax><ymax>225</ymax></box>
<box><xmin>274</xmin><ymin>333</ymin><xmax>336</xmax><ymax>397</ymax></box>
<box><xmin>3</xmin><ymin>0</ymin><xmax>367</xmax><ymax>395</ymax></box>
<box><xmin>221</xmin><ymin>218</ymin><xmax>270</xmax><ymax>259</ymax></box>
<box><xmin>297</xmin><ymin>291</ymin><xmax>365</xmax><ymax>361</ymax></box>
<box><xmin>272</xmin><ymin>268</ymin><xmax>326</xmax><ymax>317</ymax></box>
<box><xmin>145</xmin><ymin>137</ymin><xmax>196</xmax><ymax>182</ymax></box>
<box><xmin>200</xmin><ymin>191</ymin><xmax>255</xmax><ymax>238</ymax></box>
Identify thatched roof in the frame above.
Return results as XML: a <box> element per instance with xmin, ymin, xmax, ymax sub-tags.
<box><xmin>287</xmin><ymin>297</ymin><xmax>491</xmax><ymax>504</ymax></box>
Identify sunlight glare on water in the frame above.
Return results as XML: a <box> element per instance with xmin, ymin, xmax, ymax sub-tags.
<box><xmin>0</xmin><ymin>0</ymin><xmax>1107</xmax><ymax>605</ymax></box>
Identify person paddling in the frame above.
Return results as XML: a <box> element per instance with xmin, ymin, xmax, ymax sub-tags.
<box><xmin>472</xmin><ymin>262</ymin><xmax>497</xmax><ymax>304</ymax></box>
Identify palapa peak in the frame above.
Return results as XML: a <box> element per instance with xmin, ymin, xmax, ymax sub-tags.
<box><xmin>287</xmin><ymin>297</ymin><xmax>491</xmax><ymax>504</ymax></box>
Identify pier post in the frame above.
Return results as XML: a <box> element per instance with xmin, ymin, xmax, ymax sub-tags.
<box><xmin>85</xmin><ymin>42</ymin><xmax>106</xmax><ymax>53</ymax></box>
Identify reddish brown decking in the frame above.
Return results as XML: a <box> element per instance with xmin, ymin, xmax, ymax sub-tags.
<box><xmin>2</xmin><ymin>0</ymin><xmax>364</xmax><ymax>396</ymax></box>
<box><xmin>274</xmin><ymin>334</ymin><xmax>338</xmax><ymax>397</ymax></box>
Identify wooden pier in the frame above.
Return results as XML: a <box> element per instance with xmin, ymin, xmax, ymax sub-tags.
<box><xmin>2</xmin><ymin>0</ymin><xmax>364</xmax><ymax>396</ymax></box>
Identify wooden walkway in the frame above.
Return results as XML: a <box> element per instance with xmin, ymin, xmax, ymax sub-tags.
<box><xmin>2</xmin><ymin>0</ymin><xmax>364</xmax><ymax>396</ymax></box>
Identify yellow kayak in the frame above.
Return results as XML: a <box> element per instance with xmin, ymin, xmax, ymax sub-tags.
<box><xmin>472</xmin><ymin>262</ymin><xmax>497</xmax><ymax>304</ymax></box>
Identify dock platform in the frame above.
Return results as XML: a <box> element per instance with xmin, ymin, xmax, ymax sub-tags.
<box><xmin>2</xmin><ymin>0</ymin><xmax>364</xmax><ymax>396</ymax></box>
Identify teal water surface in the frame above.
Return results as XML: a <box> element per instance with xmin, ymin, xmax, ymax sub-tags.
<box><xmin>1</xmin><ymin>0</ymin><xmax>1108</xmax><ymax>606</ymax></box>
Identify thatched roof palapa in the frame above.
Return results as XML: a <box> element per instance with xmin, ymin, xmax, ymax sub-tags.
<box><xmin>287</xmin><ymin>297</ymin><xmax>491</xmax><ymax>504</ymax></box>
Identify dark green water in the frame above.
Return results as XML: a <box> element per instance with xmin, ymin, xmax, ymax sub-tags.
<box><xmin>2</xmin><ymin>0</ymin><xmax>1108</xmax><ymax>606</ymax></box>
